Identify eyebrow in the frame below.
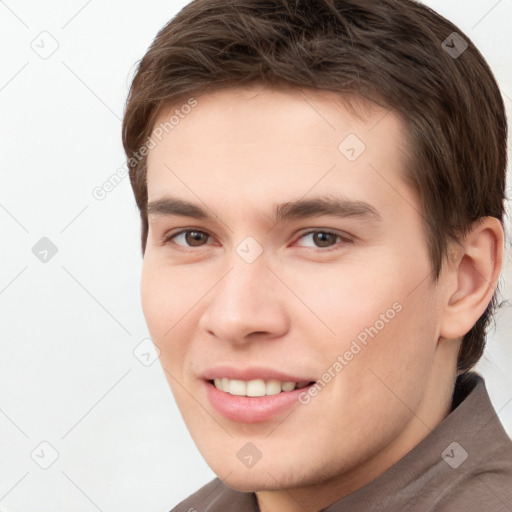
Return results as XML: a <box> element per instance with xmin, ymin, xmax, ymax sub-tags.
<box><xmin>147</xmin><ymin>195</ymin><xmax>382</xmax><ymax>225</ymax></box>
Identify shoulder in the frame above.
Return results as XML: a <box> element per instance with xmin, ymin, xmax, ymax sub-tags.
<box><xmin>169</xmin><ymin>478</ymin><xmax>258</xmax><ymax>512</ymax></box>
<box><xmin>169</xmin><ymin>479</ymin><xmax>221</xmax><ymax>512</ymax></box>
<box><xmin>433</xmin><ymin>375</ymin><xmax>512</xmax><ymax>511</ymax></box>
<box><xmin>434</xmin><ymin>467</ymin><xmax>512</xmax><ymax>511</ymax></box>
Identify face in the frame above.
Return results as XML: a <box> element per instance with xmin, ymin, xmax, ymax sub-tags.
<box><xmin>142</xmin><ymin>86</ymin><xmax>448</xmax><ymax>493</ymax></box>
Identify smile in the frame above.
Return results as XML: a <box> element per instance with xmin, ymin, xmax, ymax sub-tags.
<box><xmin>204</xmin><ymin>378</ymin><xmax>317</xmax><ymax>423</ymax></box>
<box><xmin>210</xmin><ymin>378</ymin><xmax>313</xmax><ymax>397</ymax></box>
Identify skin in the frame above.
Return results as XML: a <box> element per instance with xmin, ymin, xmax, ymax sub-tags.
<box><xmin>141</xmin><ymin>85</ymin><xmax>503</xmax><ymax>512</ymax></box>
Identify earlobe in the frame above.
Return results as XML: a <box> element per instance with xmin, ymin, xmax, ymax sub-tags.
<box><xmin>439</xmin><ymin>217</ymin><xmax>503</xmax><ymax>340</ymax></box>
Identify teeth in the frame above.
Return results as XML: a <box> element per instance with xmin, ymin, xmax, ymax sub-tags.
<box><xmin>247</xmin><ymin>379</ymin><xmax>266</xmax><ymax>397</ymax></box>
<box><xmin>281</xmin><ymin>381</ymin><xmax>296</xmax><ymax>392</ymax></box>
<box><xmin>229</xmin><ymin>379</ymin><xmax>246</xmax><ymax>395</ymax></box>
<box><xmin>266</xmin><ymin>379</ymin><xmax>282</xmax><ymax>396</ymax></box>
<box><xmin>211</xmin><ymin>378</ymin><xmax>311</xmax><ymax>396</ymax></box>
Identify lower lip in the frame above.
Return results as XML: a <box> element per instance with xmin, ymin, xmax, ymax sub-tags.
<box><xmin>204</xmin><ymin>380</ymin><xmax>313</xmax><ymax>423</ymax></box>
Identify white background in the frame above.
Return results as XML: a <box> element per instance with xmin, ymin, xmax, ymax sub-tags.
<box><xmin>1</xmin><ymin>1</ymin><xmax>511</xmax><ymax>511</ymax></box>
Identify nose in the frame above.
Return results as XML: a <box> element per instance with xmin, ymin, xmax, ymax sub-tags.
<box><xmin>198</xmin><ymin>255</ymin><xmax>290</xmax><ymax>345</ymax></box>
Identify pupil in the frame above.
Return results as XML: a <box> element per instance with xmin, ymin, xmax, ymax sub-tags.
<box><xmin>314</xmin><ymin>232</ymin><xmax>335</xmax><ymax>247</ymax></box>
<box><xmin>186</xmin><ymin>231</ymin><xmax>206</xmax><ymax>246</ymax></box>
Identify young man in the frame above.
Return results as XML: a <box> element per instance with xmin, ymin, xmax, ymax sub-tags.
<box><xmin>122</xmin><ymin>0</ymin><xmax>511</xmax><ymax>510</ymax></box>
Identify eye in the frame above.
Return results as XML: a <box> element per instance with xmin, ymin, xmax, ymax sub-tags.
<box><xmin>295</xmin><ymin>230</ymin><xmax>351</xmax><ymax>250</ymax></box>
<box><xmin>163</xmin><ymin>228</ymin><xmax>351</xmax><ymax>251</ymax></box>
<box><xmin>165</xmin><ymin>229</ymin><xmax>212</xmax><ymax>247</ymax></box>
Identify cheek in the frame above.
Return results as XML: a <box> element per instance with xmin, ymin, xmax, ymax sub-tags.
<box><xmin>141</xmin><ymin>253</ymin><xmax>193</xmax><ymax>333</ymax></box>
<box><xmin>303</xmin><ymin>248</ymin><xmax>438</xmax><ymax>381</ymax></box>
<box><xmin>140</xmin><ymin>261</ymin><xmax>169</xmax><ymax>338</ymax></box>
<box><xmin>140</xmin><ymin>257</ymin><xmax>193</xmax><ymax>366</ymax></box>
<box><xmin>290</xmin><ymin>253</ymin><xmax>402</xmax><ymax>341</ymax></box>
<box><xmin>327</xmin><ymin>283</ymin><xmax>439</xmax><ymax>427</ymax></box>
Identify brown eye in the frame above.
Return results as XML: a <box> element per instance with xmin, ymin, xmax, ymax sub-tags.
<box><xmin>183</xmin><ymin>231</ymin><xmax>209</xmax><ymax>246</ymax></box>
<box><xmin>167</xmin><ymin>230</ymin><xmax>211</xmax><ymax>247</ymax></box>
<box><xmin>312</xmin><ymin>232</ymin><xmax>339</xmax><ymax>247</ymax></box>
<box><xmin>296</xmin><ymin>230</ymin><xmax>346</xmax><ymax>249</ymax></box>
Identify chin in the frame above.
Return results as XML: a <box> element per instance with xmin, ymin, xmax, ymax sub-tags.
<box><xmin>221</xmin><ymin>472</ymin><xmax>292</xmax><ymax>493</ymax></box>
<box><xmin>205</xmin><ymin>457</ymin><xmax>315</xmax><ymax>492</ymax></box>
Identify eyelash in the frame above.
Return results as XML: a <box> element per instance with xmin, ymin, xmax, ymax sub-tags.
<box><xmin>162</xmin><ymin>229</ymin><xmax>352</xmax><ymax>252</ymax></box>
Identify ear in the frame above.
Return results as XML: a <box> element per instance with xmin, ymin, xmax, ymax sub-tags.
<box><xmin>439</xmin><ymin>217</ymin><xmax>504</xmax><ymax>340</ymax></box>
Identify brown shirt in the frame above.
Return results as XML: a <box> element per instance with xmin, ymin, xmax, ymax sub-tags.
<box><xmin>170</xmin><ymin>372</ymin><xmax>512</xmax><ymax>511</ymax></box>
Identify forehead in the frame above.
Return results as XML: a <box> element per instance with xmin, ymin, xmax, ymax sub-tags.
<box><xmin>146</xmin><ymin>86</ymin><xmax>411</xmax><ymax>217</ymax></box>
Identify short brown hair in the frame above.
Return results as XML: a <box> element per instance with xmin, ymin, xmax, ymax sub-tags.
<box><xmin>122</xmin><ymin>0</ymin><xmax>507</xmax><ymax>373</ymax></box>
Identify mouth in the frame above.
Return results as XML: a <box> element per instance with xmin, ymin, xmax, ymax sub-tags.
<box><xmin>203</xmin><ymin>376</ymin><xmax>317</xmax><ymax>423</ymax></box>
<box><xmin>208</xmin><ymin>377</ymin><xmax>314</xmax><ymax>397</ymax></box>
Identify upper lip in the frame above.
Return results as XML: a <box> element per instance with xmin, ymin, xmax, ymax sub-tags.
<box><xmin>202</xmin><ymin>365</ymin><xmax>316</xmax><ymax>383</ymax></box>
